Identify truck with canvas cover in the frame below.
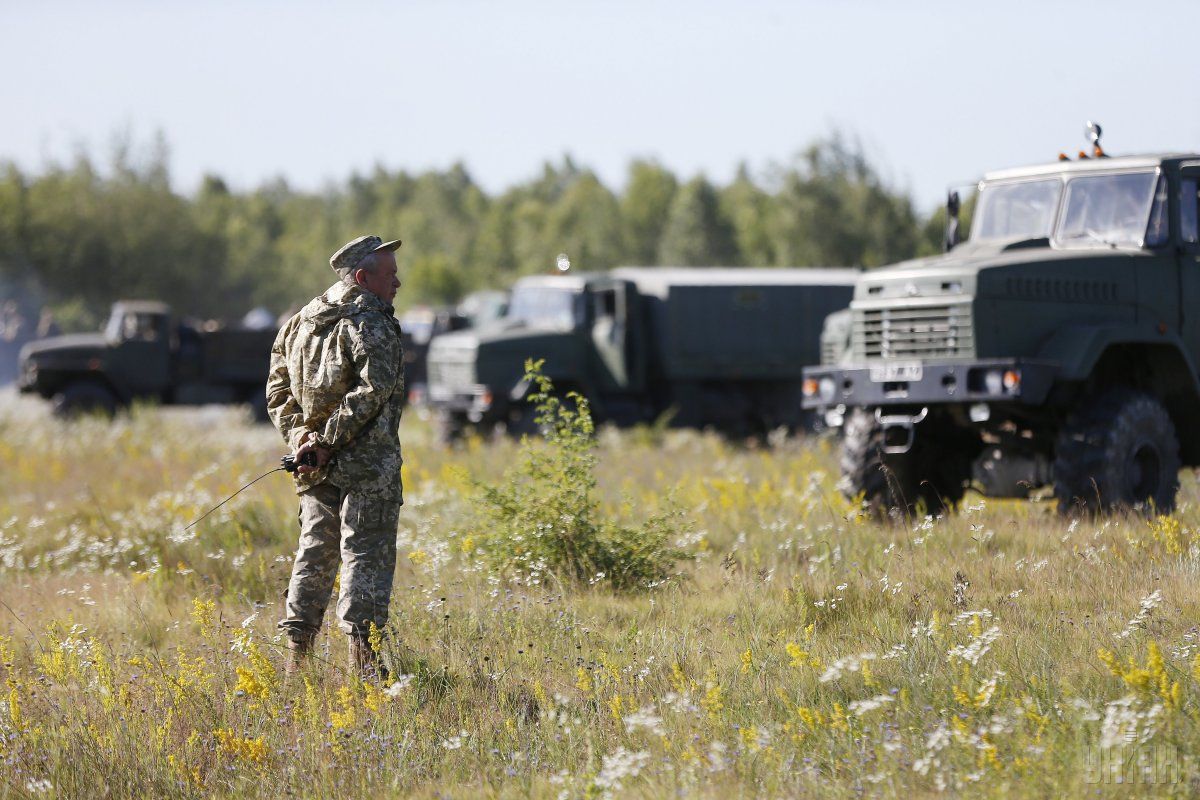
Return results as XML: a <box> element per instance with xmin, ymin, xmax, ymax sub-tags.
<box><xmin>803</xmin><ymin>127</ymin><xmax>1200</xmax><ymax>514</ymax></box>
<box><xmin>17</xmin><ymin>300</ymin><xmax>276</xmax><ymax>418</ymax></box>
<box><xmin>427</xmin><ymin>266</ymin><xmax>858</xmax><ymax>440</ymax></box>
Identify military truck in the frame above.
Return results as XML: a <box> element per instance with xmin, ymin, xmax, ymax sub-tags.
<box><xmin>803</xmin><ymin>133</ymin><xmax>1200</xmax><ymax>514</ymax></box>
<box><xmin>427</xmin><ymin>267</ymin><xmax>858</xmax><ymax>440</ymax></box>
<box><xmin>401</xmin><ymin>290</ymin><xmax>509</xmax><ymax>407</ymax></box>
<box><xmin>17</xmin><ymin>300</ymin><xmax>276</xmax><ymax>417</ymax></box>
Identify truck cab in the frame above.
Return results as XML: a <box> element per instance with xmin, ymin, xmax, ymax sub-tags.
<box><xmin>804</xmin><ymin>141</ymin><xmax>1200</xmax><ymax>514</ymax></box>
<box><xmin>18</xmin><ymin>301</ymin><xmax>275</xmax><ymax>417</ymax></box>
<box><xmin>427</xmin><ymin>273</ymin><xmax>643</xmax><ymax>438</ymax></box>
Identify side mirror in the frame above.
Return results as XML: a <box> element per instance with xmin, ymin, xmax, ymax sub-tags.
<box><xmin>944</xmin><ymin>190</ymin><xmax>961</xmax><ymax>252</ymax></box>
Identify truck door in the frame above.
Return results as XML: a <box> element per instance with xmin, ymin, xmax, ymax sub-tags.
<box><xmin>589</xmin><ymin>280</ymin><xmax>642</xmax><ymax>393</ymax></box>
<box><xmin>112</xmin><ymin>311</ymin><xmax>172</xmax><ymax>397</ymax></box>
<box><xmin>1178</xmin><ymin>165</ymin><xmax>1200</xmax><ymax>357</ymax></box>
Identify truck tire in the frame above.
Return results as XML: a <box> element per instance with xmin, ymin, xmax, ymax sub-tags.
<box><xmin>51</xmin><ymin>381</ymin><xmax>119</xmax><ymax>419</ymax></box>
<box><xmin>1053</xmin><ymin>388</ymin><xmax>1180</xmax><ymax>515</ymax></box>
<box><xmin>506</xmin><ymin>393</ymin><xmax>585</xmax><ymax>439</ymax></box>
<box><xmin>839</xmin><ymin>408</ymin><xmax>969</xmax><ymax>516</ymax></box>
<box><xmin>434</xmin><ymin>410</ymin><xmax>466</xmax><ymax>446</ymax></box>
<box><xmin>250</xmin><ymin>392</ymin><xmax>270</xmax><ymax>424</ymax></box>
<box><xmin>505</xmin><ymin>403</ymin><xmax>541</xmax><ymax>439</ymax></box>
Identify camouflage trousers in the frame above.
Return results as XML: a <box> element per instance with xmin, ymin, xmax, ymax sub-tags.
<box><xmin>279</xmin><ymin>482</ymin><xmax>401</xmax><ymax>638</ymax></box>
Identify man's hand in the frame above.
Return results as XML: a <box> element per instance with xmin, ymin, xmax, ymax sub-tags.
<box><xmin>294</xmin><ymin>431</ymin><xmax>333</xmax><ymax>475</ymax></box>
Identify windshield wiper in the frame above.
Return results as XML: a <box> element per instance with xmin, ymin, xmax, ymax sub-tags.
<box><xmin>1062</xmin><ymin>229</ymin><xmax>1120</xmax><ymax>248</ymax></box>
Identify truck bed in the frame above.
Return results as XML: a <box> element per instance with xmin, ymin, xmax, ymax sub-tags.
<box><xmin>199</xmin><ymin>328</ymin><xmax>275</xmax><ymax>384</ymax></box>
<box><xmin>614</xmin><ymin>267</ymin><xmax>858</xmax><ymax>381</ymax></box>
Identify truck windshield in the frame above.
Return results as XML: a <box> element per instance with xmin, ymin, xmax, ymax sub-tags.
<box><xmin>1056</xmin><ymin>171</ymin><xmax>1159</xmax><ymax>247</ymax></box>
<box><xmin>507</xmin><ymin>287</ymin><xmax>582</xmax><ymax>329</ymax></box>
<box><xmin>973</xmin><ymin>179</ymin><xmax>1061</xmax><ymax>241</ymax></box>
<box><xmin>105</xmin><ymin>312</ymin><xmax>161</xmax><ymax>342</ymax></box>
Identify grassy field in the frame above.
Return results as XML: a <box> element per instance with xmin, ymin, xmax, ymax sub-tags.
<box><xmin>2</xmin><ymin>391</ymin><xmax>1200</xmax><ymax>798</ymax></box>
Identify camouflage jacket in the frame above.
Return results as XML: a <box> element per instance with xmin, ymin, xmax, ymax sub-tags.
<box><xmin>267</xmin><ymin>281</ymin><xmax>405</xmax><ymax>501</ymax></box>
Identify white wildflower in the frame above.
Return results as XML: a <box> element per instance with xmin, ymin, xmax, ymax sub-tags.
<box><xmin>910</xmin><ymin>620</ymin><xmax>937</xmax><ymax>639</ymax></box>
<box><xmin>950</xmin><ymin>609</ymin><xmax>993</xmax><ymax>627</ymax></box>
<box><xmin>440</xmin><ymin>729</ymin><xmax>469</xmax><ymax>750</ymax></box>
<box><xmin>707</xmin><ymin>740</ymin><xmax>729</xmax><ymax>773</ymax></box>
<box><xmin>819</xmin><ymin>652</ymin><xmax>877</xmax><ymax>683</ymax></box>
<box><xmin>592</xmin><ymin>746</ymin><xmax>650</xmax><ymax>797</ymax></box>
<box><xmin>1099</xmin><ymin>695</ymin><xmax>1163</xmax><ymax>749</ymax></box>
<box><xmin>623</xmin><ymin>705</ymin><xmax>665</xmax><ymax>736</ymax></box>
<box><xmin>1117</xmin><ymin>590</ymin><xmax>1163</xmax><ymax>639</ymax></box>
<box><xmin>848</xmin><ymin>694</ymin><xmax>894</xmax><ymax>716</ymax></box>
<box><xmin>947</xmin><ymin>626</ymin><xmax>1001</xmax><ymax>666</ymax></box>
<box><xmin>661</xmin><ymin>691</ymin><xmax>697</xmax><ymax>714</ymax></box>
<box><xmin>384</xmin><ymin>674</ymin><xmax>415</xmax><ymax>697</ymax></box>
<box><xmin>1069</xmin><ymin>697</ymin><xmax>1101</xmax><ymax>722</ymax></box>
<box><xmin>913</xmin><ymin>721</ymin><xmax>951</xmax><ymax>776</ymax></box>
<box><xmin>973</xmin><ymin>671</ymin><xmax>1005</xmax><ymax>708</ymax></box>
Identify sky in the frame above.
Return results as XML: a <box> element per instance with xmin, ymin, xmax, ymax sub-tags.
<box><xmin>3</xmin><ymin>0</ymin><xmax>1199</xmax><ymax>213</ymax></box>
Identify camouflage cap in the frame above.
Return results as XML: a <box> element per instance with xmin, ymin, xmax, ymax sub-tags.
<box><xmin>329</xmin><ymin>235</ymin><xmax>403</xmax><ymax>276</ymax></box>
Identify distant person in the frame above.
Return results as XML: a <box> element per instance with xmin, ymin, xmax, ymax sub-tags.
<box><xmin>0</xmin><ymin>301</ymin><xmax>23</xmax><ymax>342</ymax></box>
<box><xmin>36</xmin><ymin>309</ymin><xmax>60</xmax><ymax>339</ymax></box>
<box><xmin>266</xmin><ymin>235</ymin><xmax>406</xmax><ymax>679</ymax></box>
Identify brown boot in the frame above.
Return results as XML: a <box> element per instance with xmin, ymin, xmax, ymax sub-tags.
<box><xmin>349</xmin><ymin>634</ymin><xmax>388</xmax><ymax>682</ymax></box>
<box><xmin>285</xmin><ymin>631</ymin><xmax>315</xmax><ymax>676</ymax></box>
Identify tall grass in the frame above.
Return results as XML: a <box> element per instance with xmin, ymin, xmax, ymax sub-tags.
<box><xmin>1</xmin><ymin>391</ymin><xmax>1200</xmax><ymax>797</ymax></box>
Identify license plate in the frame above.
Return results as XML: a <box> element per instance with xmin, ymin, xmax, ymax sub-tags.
<box><xmin>869</xmin><ymin>362</ymin><xmax>923</xmax><ymax>382</ymax></box>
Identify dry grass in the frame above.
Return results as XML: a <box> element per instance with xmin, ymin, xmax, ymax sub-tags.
<box><xmin>2</xmin><ymin>390</ymin><xmax>1200</xmax><ymax>798</ymax></box>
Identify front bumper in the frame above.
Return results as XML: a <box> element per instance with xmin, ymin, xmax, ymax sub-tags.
<box><xmin>802</xmin><ymin>358</ymin><xmax>1058</xmax><ymax>411</ymax></box>
<box><xmin>16</xmin><ymin>362</ymin><xmax>37</xmax><ymax>393</ymax></box>
<box><xmin>427</xmin><ymin>383</ymin><xmax>501</xmax><ymax>422</ymax></box>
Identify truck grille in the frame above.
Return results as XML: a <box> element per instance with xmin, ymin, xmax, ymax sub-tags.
<box><xmin>428</xmin><ymin>357</ymin><xmax>475</xmax><ymax>391</ymax></box>
<box><xmin>851</xmin><ymin>302</ymin><xmax>973</xmax><ymax>360</ymax></box>
<box><xmin>820</xmin><ymin>336</ymin><xmax>840</xmax><ymax>366</ymax></box>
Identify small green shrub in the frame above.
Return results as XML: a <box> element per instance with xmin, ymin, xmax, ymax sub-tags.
<box><xmin>471</xmin><ymin>359</ymin><xmax>689</xmax><ymax>590</ymax></box>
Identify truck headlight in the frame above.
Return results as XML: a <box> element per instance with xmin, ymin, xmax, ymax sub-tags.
<box><xmin>978</xmin><ymin>368</ymin><xmax>1021</xmax><ymax>396</ymax></box>
<box><xmin>818</xmin><ymin>377</ymin><xmax>836</xmax><ymax>402</ymax></box>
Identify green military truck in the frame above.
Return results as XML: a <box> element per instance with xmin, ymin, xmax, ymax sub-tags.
<box><xmin>803</xmin><ymin>140</ymin><xmax>1200</xmax><ymax>514</ymax></box>
<box><xmin>427</xmin><ymin>267</ymin><xmax>858</xmax><ymax>440</ymax></box>
<box><xmin>17</xmin><ymin>300</ymin><xmax>276</xmax><ymax>417</ymax></box>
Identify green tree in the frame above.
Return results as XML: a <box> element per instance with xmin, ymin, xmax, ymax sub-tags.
<box><xmin>767</xmin><ymin>134</ymin><xmax>919</xmax><ymax>268</ymax></box>
<box><xmin>404</xmin><ymin>253</ymin><xmax>467</xmax><ymax>305</ymax></box>
<box><xmin>620</xmin><ymin>160</ymin><xmax>677</xmax><ymax>265</ymax></box>
<box><xmin>543</xmin><ymin>173</ymin><xmax>624</xmax><ymax>271</ymax></box>
<box><xmin>720</xmin><ymin>163</ymin><xmax>774</xmax><ymax>266</ymax></box>
<box><xmin>657</xmin><ymin>175</ymin><xmax>739</xmax><ymax>266</ymax></box>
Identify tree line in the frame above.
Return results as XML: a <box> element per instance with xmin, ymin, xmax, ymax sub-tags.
<box><xmin>0</xmin><ymin>133</ymin><xmax>948</xmax><ymax>331</ymax></box>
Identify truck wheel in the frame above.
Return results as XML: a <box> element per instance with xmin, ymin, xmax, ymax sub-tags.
<box><xmin>250</xmin><ymin>392</ymin><xmax>270</xmax><ymax>424</ymax></box>
<box><xmin>1053</xmin><ymin>389</ymin><xmax>1180</xmax><ymax>515</ymax></box>
<box><xmin>51</xmin><ymin>381</ymin><xmax>118</xmax><ymax>419</ymax></box>
<box><xmin>433</xmin><ymin>410</ymin><xmax>466</xmax><ymax>446</ymax></box>
<box><xmin>839</xmin><ymin>408</ymin><xmax>969</xmax><ymax>516</ymax></box>
<box><xmin>505</xmin><ymin>403</ymin><xmax>541</xmax><ymax>439</ymax></box>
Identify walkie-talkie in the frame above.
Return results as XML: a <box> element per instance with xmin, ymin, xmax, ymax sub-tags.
<box><xmin>281</xmin><ymin>451</ymin><xmax>318</xmax><ymax>473</ymax></box>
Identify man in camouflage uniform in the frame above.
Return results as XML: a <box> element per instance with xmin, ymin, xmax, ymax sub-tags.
<box><xmin>266</xmin><ymin>235</ymin><xmax>405</xmax><ymax>678</ymax></box>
